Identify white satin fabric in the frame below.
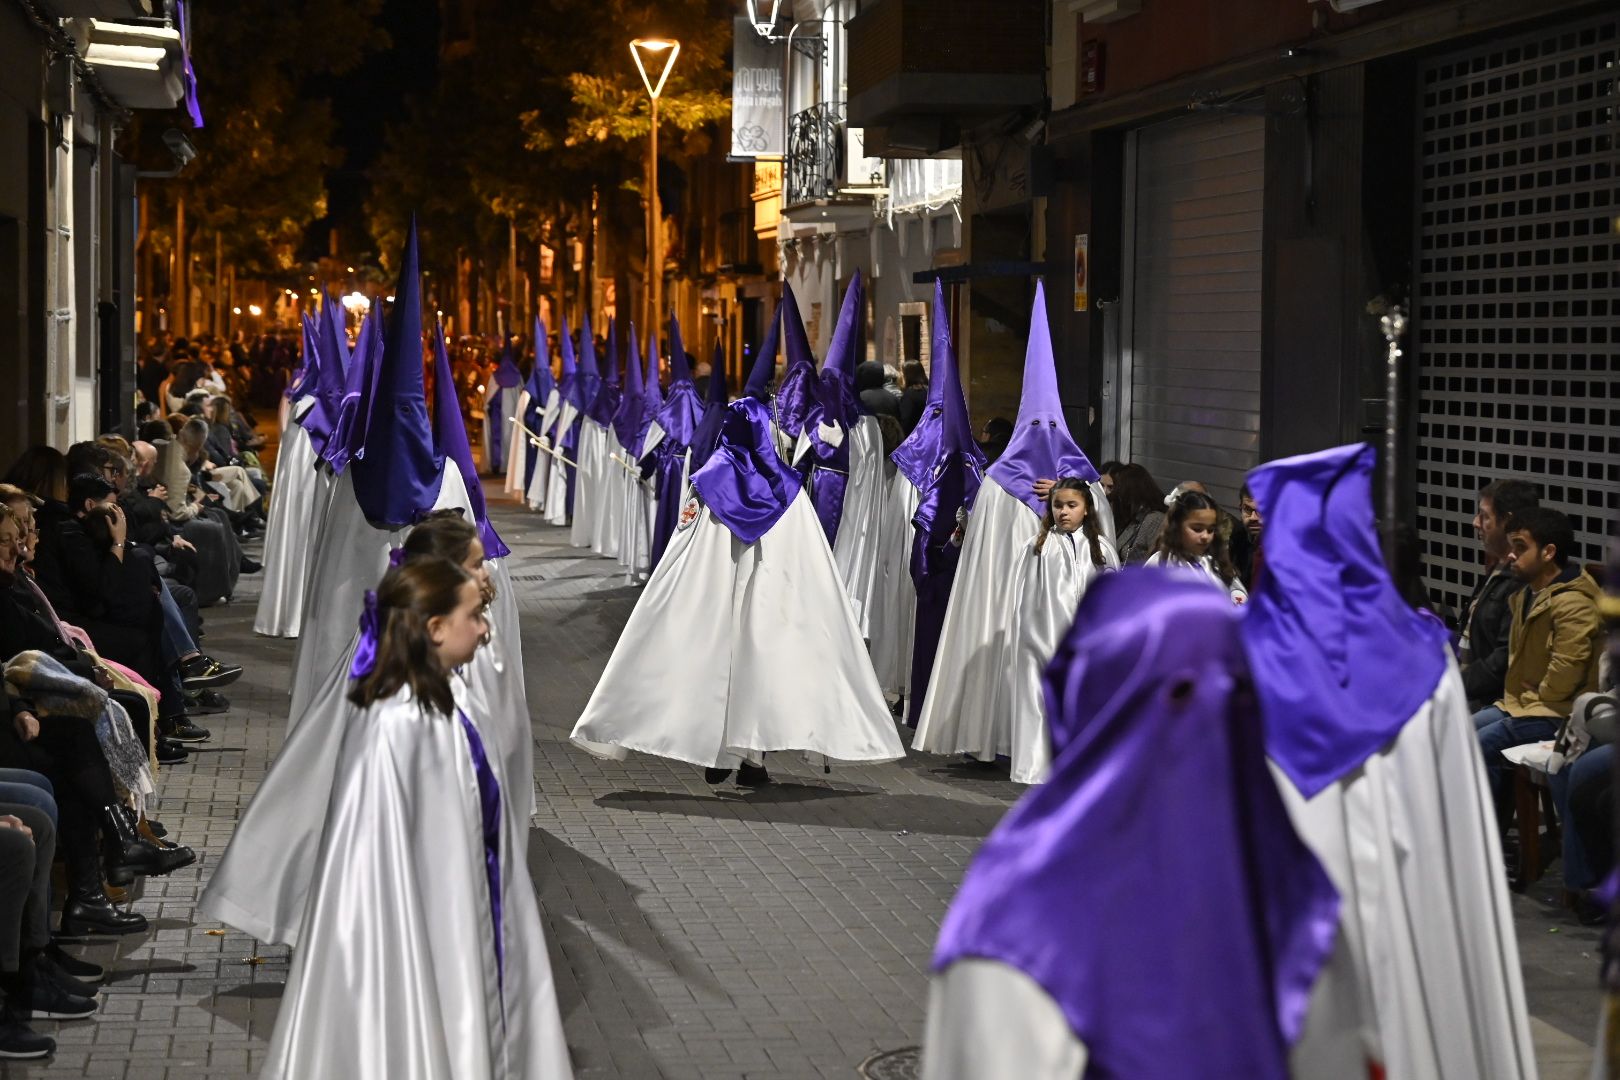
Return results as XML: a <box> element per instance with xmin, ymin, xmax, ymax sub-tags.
<box><xmin>867</xmin><ymin>473</ymin><xmax>919</xmax><ymax>696</ymax></box>
<box><xmin>571</xmin><ymin>489</ymin><xmax>905</xmax><ymax>769</ymax></box>
<box><xmin>1274</xmin><ymin>664</ymin><xmax>1537</xmax><ymax>1080</ymax></box>
<box><xmin>1143</xmin><ymin>551</ymin><xmax>1249</xmax><ymax>604</ymax></box>
<box><xmin>569</xmin><ymin>419</ymin><xmax>606</xmax><ymax>547</ymax></box>
<box><xmin>829</xmin><ymin>416</ymin><xmax>889</xmax><ymax>637</ymax></box>
<box><xmin>501</xmin><ymin>389</ymin><xmax>532</xmax><ymax>498</ymax></box>
<box><xmin>591</xmin><ymin>426</ymin><xmax>625</xmax><ymax>559</ymax></box>
<box><xmin>254</xmin><ymin>402</ymin><xmax>326</xmax><ymax>638</ymax></box>
<box><xmin>1006</xmin><ymin>532</ymin><xmax>1118</xmax><ymax>785</ymax></box>
<box><xmin>287</xmin><ymin>465</ymin><xmax>470</xmax><ymax>727</ymax></box>
<box><xmin>482</xmin><ymin>385</ymin><xmax>521</xmax><ymax>476</ymax></box>
<box><xmin>526</xmin><ymin>389</ymin><xmax>562</xmax><ymax>512</ymax></box>
<box><xmin>614</xmin><ymin>441</ymin><xmax>657</xmax><ymax>584</ymax></box>
<box><xmin>258</xmin><ymin>683</ymin><xmax>572</xmax><ymax>1080</ymax></box>
<box><xmin>911</xmin><ymin>478</ymin><xmax>1040</xmax><ymax>761</ymax></box>
<box><xmin>923</xmin><ymin>960</ymin><xmax>1089</xmax><ymax>1080</ymax></box>
<box><xmin>542</xmin><ymin>399</ymin><xmax>579</xmax><ymax>525</ymax></box>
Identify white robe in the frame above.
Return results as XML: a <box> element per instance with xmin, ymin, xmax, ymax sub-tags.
<box><xmin>482</xmin><ymin>384</ymin><xmax>522</xmax><ymax>476</ymax></box>
<box><xmin>501</xmin><ymin>389</ymin><xmax>532</xmax><ymax>497</ymax></box>
<box><xmin>569</xmin><ymin>419</ymin><xmax>606</xmax><ymax>547</ymax></box>
<box><xmin>1007</xmin><ymin>532</ymin><xmax>1118</xmax><ymax>785</ymax></box>
<box><xmin>615</xmin><ymin>426</ymin><xmax>661</xmax><ymax>582</ymax></box>
<box><xmin>571</xmin><ymin>488</ymin><xmax>905</xmax><ymax>769</ymax></box>
<box><xmin>526</xmin><ymin>389</ymin><xmax>561</xmax><ymax>512</ymax></box>
<box><xmin>258</xmin><ymin>683</ymin><xmax>572</xmax><ymax>1080</ymax></box>
<box><xmin>1144</xmin><ymin>550</ymin><xmax>1249</xmax><ymax>604</ymax></box>
<box><xmin>591</xmin><ymin>426</ymin><xmax>625</xmax><ymax>559</ymax></box>
<box><xmin>253</xmin><ymin>398</ymin><xmax>325</xmax><ymax>638</ymax></box>
<box><xmin>542</xmin><ymin>399</ymin><xmax>579</xmax><ymax>526</ymax></box>
<box><xmin>287</xmin><ymin>465</ymin><xmax>471</xmax><ymax>728</ymax></box>
<box><xmin>829</xmin><ymin>416</ymin><xmax>889</xmax><ymax>638</ymax></box>
<box><xmin>867</xmin><ymin>470</ymin><xmax>919</xmax><ymax>697</ymax></box>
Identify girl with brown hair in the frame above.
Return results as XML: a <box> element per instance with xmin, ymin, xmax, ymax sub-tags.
<box><xmin>1146</xmin><ymin>488</ymin><xmax>1248</xmax><ymax>605</ymax></box>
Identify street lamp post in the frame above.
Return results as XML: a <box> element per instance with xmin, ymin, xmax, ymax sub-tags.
<box><xmin>630</xmin><ymin>37</ymin><xmax>679</xmax><ymax>342</ymax></box>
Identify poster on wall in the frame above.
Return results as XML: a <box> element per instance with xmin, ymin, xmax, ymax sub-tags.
<box><xmin>731</xmin><ymin>17</ymin><xmax>784</xmax><ymax>159</ymax></box>
<box><xmin>1074</xmin><ymin>234</ymin><xmax>1090</xmax><ymax>312</ymax></box>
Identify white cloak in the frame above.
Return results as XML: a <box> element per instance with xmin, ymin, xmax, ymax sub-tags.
<box><xmin>542</xmin><ymin>398</ymin><xmax>578</xmax><ymax>525</ymax></box>
<box><xmin>1143</xmin><ymin>550</ymin><xmax>1249</xmax><ymax>605</ymax></box>
<box><xmin>615</xmin><ymin>425</ymin><xmax>662</xmax><ymax>582</ymax></box>
<box><xmin>571</xmin><ymin>488</ymin><xmax>905</xmax><ymax>769</ymax></box>
<box><xmin>569</xmin><ymin>419</ymin><xmax>606</xmax><ymax>547</ymax></box>
<box><xmin>501</xmin><ymin>389</ymin><xmax>532</xmax><ymax>497</ymax></box>
<box><xmin>1006</xmin><ymin>532</ymin><xmax>1118</xmax><ymax>785</ymax></box>
<box><xmin>866</xmin><ymin>470</ymin><xmax>918</xmax><ymax>697</ymax></box>
<box><xmin>258</xmin><ymin>683</ymin><xmax>572</xmax><ymax>1080</ymax></box>
<box><xmin>591</xmin><ymin>426</ymin><xmax>625</xmax><ymax>559</ymax></box>
<box><xmin>253</xmin><ymin>399</ymin><xmax>326</xmax><ymax>638</ymax></box>
<box><xmin>482</xmin><ymin>384</ymin><xmax>522</xmax><ymax>477</ymax></box>
<box><xmin>526</xmin><ymin>389</ymin><xmax>562</xmax><ymax>512</ymax></box>
<box><xmin>829</xmin><ymin>415</ymin><xmax>889</xmax><ymax>638</ymax></box>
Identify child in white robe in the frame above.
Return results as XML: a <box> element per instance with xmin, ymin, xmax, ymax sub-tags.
<box><xmin>1008</xmin><ymin>479</ymin><xmax>1119</xmax><ymax>784</ymax></box>
<box><xmin>1143</xmin><ymin>488</ymin><xmax>1247</xmax><ymax>605</ymax></box>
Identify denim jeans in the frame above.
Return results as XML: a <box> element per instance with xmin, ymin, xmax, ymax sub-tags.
<box><xmin>157</xmin><ymin>578</ymin><xmax>198</xmax><ymax>665</ymax></box>
<box><xmin>1474</xmin><ymin>704</ymin><xmax>1560</xmax><ymax>816</ymax></box>
<box><xmin>0</xmin><ymin>770</ymin><xmax>56</xmax><ymax>826</ymax></box>
<box><xmin>1550</xmin><ymin>744</ymin><xmax>1615</xmax><ymax>890</ymax></box>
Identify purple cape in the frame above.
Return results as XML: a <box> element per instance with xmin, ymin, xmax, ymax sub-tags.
<box><xmin>801</xmin><ymin>270</ymin><xmax>865</xmax><ymax>544</ymax></box>
<box><xmin>689</xmin><ymin>396</ymin><xmax>804</xmax><ymax>545</ymax></box>
<box><xmin>522</xmin><ymin>315</ymin><xmax>555</xmax><ymax>480</ymax></box>
<box><xmin>286</xmin><ymin>313</ymin><xmax>318</xmax><ymax>401</ymax></box>
<box><xmin>654</xmin><ymin>314</ymin><xmax>703</xmax><ymax>448</ymax></box>
<box><xmin>431</xmin><ymin>323</ymin><xmax>509</xmax><ymax>558</ymax></box>
<box><xmin>612</xmin><ymin>321</ymin><xmax>646</xmax><ymax>453</ymax></box>
<box><xmin>575</xmin><ymin>312</ymin><xmax>603</xmax><ymax>421</ymax></box>
<box><xmin>302</xmin><ymin>290</ymin><xmax>351</xmax><ymax>458</ymax></box>
<box><xmin>589</xmin><ymin>318</ymin><xmax>622</xmax><ymax>427</ymax></box>
<box><xmin>647</xmin><ymin>315</ymin><xmax>705</xmax><ymax>568</ymax></box>
<box><xmin>1242</xmin><ymin>443</ymin><xmax>1450</xmax><ymax>798</ymax></box>
<box><xmin>639</xmin><ymin>323</ymin><xmax>663</xmax><ymax>433</ymax></box>
<box><xmin>934</xmin><ymin>570</ymin><xmax>1340</xmax><ymax>1077</ymax></box>
<box><xmin>775</xmin><ymin>280</ymin><xmax>817</xmax><ymax>441</ymax></box>
<box><xmin>492</xmin><ymin>346</ymin><xmax>523</xmax><ymax>389</ymax></box>
<box><xmin>985</xmin><ymin>281</ymin><xmax>1099</xmax><ymax>515</ymax></box>
<box><xmin>351</xmin><ymin>223</ymin><xmax>442</xmax><ymax>528</ymax></box>
<box><xmin>325</xmin><ymin>303</ymin><xmax>381</xmax><ymax>475</ymax></box>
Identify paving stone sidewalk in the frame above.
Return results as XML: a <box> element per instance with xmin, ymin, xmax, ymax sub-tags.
<box><xmin>19</xmin><ymin>487</ymin><xmax>1605</xmax><ymax>1079</ymax></box>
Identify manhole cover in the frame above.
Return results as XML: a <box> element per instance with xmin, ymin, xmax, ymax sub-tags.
<box><xmin>858</xmin><ymin>1047</ymin><xmax>921</xmax><ymax>1079</ymax></box>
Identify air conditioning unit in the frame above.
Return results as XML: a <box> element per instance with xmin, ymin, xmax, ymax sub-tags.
<box><xmin>1068</xmin><ymin>0</ymin><xmax>1141</xmax><ymax>22</ymax></box>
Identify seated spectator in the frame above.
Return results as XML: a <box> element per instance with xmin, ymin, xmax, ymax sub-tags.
<box><xmin>1549</xmin><ymin>682</ymin><xmax>1617</xmax><ymax>921</ymax></box>
<box><xmin>1458</xmin><ymin>479</ymin><xmax>1541</xmax><ymax>712</ymax></box>
<box><xmin>1108</xmin><ymin>463</ymin><xmax>1167</xmax><ymax>565</ymax></box>
<box><xmin>176</xmin><ymin>419</ymin><xmax>263</xmax><ymax>529</ymax></box>
<box><xmin>1097</xmin><ymin>460</ymin><xmax>1123</xmax><ymax>499</ymax></box>
<box><xmin>1475</xmin><ymin>507</ymin><xmax>1603</xmax><ymax>826</ymax></box>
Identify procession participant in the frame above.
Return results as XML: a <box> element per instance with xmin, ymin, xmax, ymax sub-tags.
<box><xmin>589</xmin><ymin>320</ymin><xmax>625</xmax><ymax>559</ymax></box>
<box><xmin>571</xmin><ymin>361</ymin><xmax>905</xmax><ymax>783</ymax></box>
<box><xmin>259</xmin><ymin>558</ymin><xmax>572</xmax><ymax>1080</ymax></box>
<box><xmin>610</xmin><ymin>322</ymin><xmax>649</xmax><ymax>578</ymax></box>
<box><xmin>1006</xmin><ymin>479</ymin><xmax>1118</xmax><ymax>785</ymax></box>
<box><xmin>541</xmin><ymin>316</ymin><xmax>582</xmax><ymax>525</ymax></box>
<box><xmin>522</xmin><ymin>316</ymin><xmax>559</xmax><ymax>513</ymax></box>
<box><xmin>924</xmin><ymin>572</ymin><xmax>1339</xmax><ymax>1080</ymax></box>
<box><xmin>644</xmin><ymin>315</ymin><xmax>705</xmax><ymax>569</ymax></box>
<box><xmin>616</xmin><ymin>324</ymin><xmax>665</xmax><ymax>577</ymax></box>
<box><xmin>1243</xmin><ymin>443</ymin><xmax>1536</xmax><ymax>1078</ymax></box>
<box><xmin>482</xmin><ymin>343</ymin><xmax>523</xmax><ymax>476</ymax></box>
<box><xmin>912</xmin><ymin>282</ymin><xmax>1112</xmax><ymax>763</ymax></box>
<box><xmin>774</xmin><ymin>281</ymin><xmax>818</xmax><ymax>458</ymax></box>
<box><xmin>688</xmin><ymin>340</ymin><xmax>734</xmax><ymax>474</ymax></box>
<box><xmin>1144</xmin><ymin>487</ymin><xmax>1248</xmax><ymax>604</ymax></box>
<box><xmin>568</xmin><ymin>315</ymin><xmax>606</xmax><ymax>549</ymax></box>
<box><xmin>501</xmin><ymin>329</ymin><xmax>545</xmax><ymax>502</ymax></box>
<box><xmin>253</xmin><ymin>313</ymin><xmax>325</xmax><ymax>639</ymax></box>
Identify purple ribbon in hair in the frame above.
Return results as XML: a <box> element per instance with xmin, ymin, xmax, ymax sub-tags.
<box><xmin>349</xmin><ymin>590</ymin><xmax>382</xmax><ymax>679</ymax></box>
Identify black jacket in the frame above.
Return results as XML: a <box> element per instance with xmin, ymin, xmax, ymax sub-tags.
<box><xmin>898</xmin><ymin>386</ymin><xmax>929</xmax><ymax>434</ymax></box>
<box><xmin>1459</xmin><ymin>565</ymin><xmax>1526</xmax><ymax>710</ymax></box>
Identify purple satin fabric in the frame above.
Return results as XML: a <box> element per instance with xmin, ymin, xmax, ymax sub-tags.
<box><xmin>905</xmin><ymin>455</ymin><xmax>983</xmax><ymax>725</ymax></box>
<box><xmin>934</xmin><ymin>571</ymin><xmax>1340</xmax><ymax>1076</ymax></box>
<box><xmin>647</xmin><ymin>443</ymin><xmax>687</xmax><ymax>570</ymax></box>
<box><xmin>286</xmin><ymin>313</ymin><xmax>317</xmax><ymax>401</ymax></box>
<box><xmin>351</xmin><ymin>227</ymin><xmax>442</xmax><ymax>529</ymax></box>
<box><xmin>690</xmin><ymin>396</ymin><xmax>804</xmax><ymax>545</ymax></box>
<box><xmin>776</xmin><ymin>363</ymin><xmax>816</xmax><ymax>445</ymax></box>
<box><xmin>325</xmin><ymin>310</ymin><xmax>379</xmax><ymax>474</ymax></box>
<box><xmin>892</xmin><ymin>280</ymin><xmax>982</xmax><ymax>488</ymax></box>
<box><xmin>303</xmin><ymin>291</ymin><xmax>352</xmax><ymax>459</ymax></box>
<box><xmin>457</xmin><ymin>710</ymin><xmax>505</xmax><ymax>991</ymax></box>
<box><xmin>348</xmin><ymin>591</ymin><xmax>381</xmax><ymax>678</ymax></box>
<box><xmin>491</xmin><ymin>348</ymin><xmax>522</xmax><ymax>389</ymax></box>
<box><xmin>655</xmin><ymin>382</ymin><xmax>703</xmax><ymax>449</ymax></box>
<box><xmin>431</xmin><ymin>325</ymin><xmax>509</xmax><ymax>558</ymax></box>
<box><xmin>1241</xmin><ymin>443</ymin><xmax>1449</xmax><ymax>798</ymax></box>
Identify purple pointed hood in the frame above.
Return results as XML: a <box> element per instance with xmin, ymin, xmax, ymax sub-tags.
<box><xmin>350</xmin><ymin>223</ymin><xmax>442</xmax><ymax>528</ymax></box>
<box><xmin>1242</xmin><ymin>443</ymin><xmax>1450</xmax><ymax>798</ymax></box>
<box><xmin>590</xmin><ymin>318</ymin><xmax>622</xmax><ymax>427</ymax></box>
<box><xmin>302</xmin><ymin>288</ymin><xmax>353</xmax><ymax>459</ymax></box>
<box><xmin>985</xmin><ymin>281</ymin><xmax>1099</xmax><ymax>515</ymax></box>
<box><xmin>742</xmin><ymin>297</ymin><xmax>783</xmax><ymax>402</ymax></box>
<box><xmin>690</xmin><ymin>339</ymin><xmax>735</xmax><ymax>471</ymax></box>
<box><xmin>325</xmin><ymin>303</ymin><xmax>380</xmax><ymax>474</ymax></box>
<box><xmin>576</xmin><ymin>312</ymin><xmax>603</xmax><ymax>423</ymax></box>
<box><xmin>776</xmin><ymin>281</ymin><xmax>817</xmax><ymax>439</ymax></box>
<box><xmin>639</xmin><ymin>323</ymin><xmax>663</xmax><ymax>425</ymax></box>
<box><xmin>612</xmin><ymin>320</ymin><xmax>645</xmax><ymax>452</ymax></box>
<box><xmin>432</xmin><ymin>321</ymin><xmax>509</xmax><ymax>558</ymax></box>
<box><xmin>556</xmin><ymin>314</ymin><xmax>579</xmax><ymax>410</ymax></box>
<box><xmin>287</xmin><ymin>313</ymin><xmax>319</xmax><ymax>401</ymax></box>
<box><xmin>690</xmin><ymin>395</ymin><xmax>804</xmax><ymax>545</ymax></box>
<box><xmin>934</xmin><ymin>570</ymin><xmax>1340</xmax><ymax>1077</ymax></box>
<box><xmin>654</xmin><ymin>312</ymin><xmax>703</xmax><ymax>448</ymax></box>
<box><xmin>892</xmin><ymin>280</ymin><xmax>983</xmax><ymax>488</ymax></box>
<box><xmin>492</xmin><ymin>345</ymin><xmax>522</xmax><ymax>389</ymax></box>
<box><xmin>815</xmin><ymin>269</ymin><xmax>863</xmax><ymax>426</ymax></box>
<box><xmin>525</xmin><ymin>316</ymin><xmax>554</xmax><ymax>406</ymax></box>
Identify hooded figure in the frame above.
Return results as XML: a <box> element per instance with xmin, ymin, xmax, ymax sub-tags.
<box><xmin>912</xmin><ymin>282</ymin><xmax>1114</xmax><ymax>763</ymax></box>
<box><xmin>285</xmin><ymin>223</ymin><xmax>473</xmax><ymax>732</ymax></box>
<box><xmin>1242</xmin><ymin>443</ymin><xmax>1536</xmax><ymax>1079</ymax></box>
<box><xmin>871</xmin><ymin>281</ymin><xmax>984</xmax><ymax>715</ymax></box>
<box><xmin>642</xmin><ymin>314</ymin><xmax>705</xmax><ymax>570</ymax></box>
<box><xmin>688</xmin><ymin>339</ymin><xmax>732</xmax><ymax>473</ymax></box>
<box><xmin>774</xmin><ymin>282</ymin><xmax>818</xmax><ymax>456</ymax></box>
<box><xmin>483</xmin><ymin>344</ymin><xmax>523</xmax><ymax>475</ymax></box>
<box><xmin>542</xmin><ymin>317</ymin><xmax>583</xmax><ymax>525</ymax></box>
<box><xmin>590</xmin><ymin>320</ymin><xmax>627</xmax><ymax>559</ymax></box>
<box><xmin>610</xmin><ymin>322</ymin><xmax>651</xmax><ymax>579</ymax></box>
<box><xmin>254</xmin><ymin>314</ymin><xmax>328</xmax><ymax>639</ymax></box>
<box><xmin>924</xmin><ymin>570</ymin><xmax>1340</xmax><ymax>1080</ymax></box>
<box><xmin>571</xmin><ymin>372</ymin><xmax>905</xmax><ymax>777</ymax></box>
<box><xmin>324</xmin><ymin>300</ymin><xmax>382</xmax><ymax>478</ymax></box>
<box><xmin>516</xmin><ymin>320</ymin><xmax>556</xmax><ymax>510</ymax></box>
<box><xmin>569</xmin><ymin>314</ymin><xmax>608</xmax><ymax>549</ymax></box>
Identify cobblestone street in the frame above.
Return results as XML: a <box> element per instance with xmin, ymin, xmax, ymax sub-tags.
<box><xmin>13</xmin><ymin>487</ymin><xmax>1607</xmax><ymax>1079</ymax></box>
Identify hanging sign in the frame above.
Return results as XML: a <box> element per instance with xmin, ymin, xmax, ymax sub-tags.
<box><xmin>731</xmin><ymin>17</ymin><xmax>784</xmax><ymax>159</ymax></box>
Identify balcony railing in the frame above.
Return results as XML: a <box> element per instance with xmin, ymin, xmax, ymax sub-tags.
<box><xmin>786</xmin><ymin>101</ymin><xmax>846</xmax><ymax>207</ymax></box>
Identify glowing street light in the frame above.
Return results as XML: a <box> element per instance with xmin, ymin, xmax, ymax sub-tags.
<box><xmin>747</xmin><ymin>0</ymin><xmax>783</xmax><ymax>38</ymax></box>
<box><xmin>341</xmin><ymin>291</ymin><xmax>371</xmax><ymax>318</ymax></box>
<box><xmin>232</xmin><ymin>306</ymin><xmax>242</xmax><ymax>315</ymax></box>
<box><xmin>630</xmin><ymin>37</ymin><xmax>679</xmax><ymax>337</ymax></box>
<box><xmin>247</xmin><ymin>304</ymin><xmax>263</xmax><ymax>317</ymax></box>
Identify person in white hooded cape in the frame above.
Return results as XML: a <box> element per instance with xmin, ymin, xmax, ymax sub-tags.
<box><xmin>570</xmin><ymin>314</ymin><xmax>609</xmax><ymax>549</ymax></box>
<box><xmin>912</xmin><ymin>282</ymin><xmax>1113</xmax><ymax>763</ymax></box>
<box><xmin>540</xmin><ymin>314</ymin><xmax>583</xmax><ymax>524</ymax></box>
<box><xmin>523</xmin><ymin>319</ymin><xmax>562</xmax><ymax>514</ymax></box>
<box><xmin>257</xmin><ymin>559</ymin><xmax>570</xmax><ymax>1080</ymax></box>
<box><xmin>571</xmin><ymin>386</ymin><xmax>904</xmax><ymax>772</ymax></box>
<box><xmin>589</xmin><ymin>319</ymin><xmax>628</xmax><ymax>560</ymax></box>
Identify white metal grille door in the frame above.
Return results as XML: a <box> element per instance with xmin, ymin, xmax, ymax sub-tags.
<box><xmin>1124</xmin><ymin>112</ymin><xmax>1265</xmax><ymax>509</ymax></box>
<box><xmin>1414</xmin><ymin>13</ymin><xmax>1620</xmax><ymax>616</ymax></box>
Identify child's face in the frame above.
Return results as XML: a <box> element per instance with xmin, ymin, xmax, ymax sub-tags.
<box><xmin>429</xmin><ymin>579</ymin><xmax>489</xmax><ymax>670</ymax></box>
<box><xmin>461</xmin><ymin>538</ymin><xmax>493</xmax><ymax>601</ymax></box>
<box><xmin>1050</xmin><ymin>489</ymin><xmax>1088</xmax><ymax>535</ymax></box>
<box><xmin>1180</xmin><ymin>509</ymin><xmax>1219</xmax><ymax>557</ymax></box>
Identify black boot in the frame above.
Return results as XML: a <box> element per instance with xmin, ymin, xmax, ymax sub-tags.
<box><xmin>101</xmin><ymin>805</ymin><xmax>196</xmax><ymax>885</ymax></box>
<box><xmin>61</xmin><ymin>850</ymin><xmax>146</xmax><ymax>936</ymax></box>
<box><xmin>737</xmin><ymin>761</ymin><xmax>772</xmax><ymax>787</ymax></box>
<box><xmin>703</xmin><ymin>767</ymin><xmax>733</xmax><ymax>784</ymax></box>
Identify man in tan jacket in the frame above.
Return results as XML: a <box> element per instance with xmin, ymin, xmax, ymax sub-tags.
<box><xmin>1475</xmin><ymin>506</ymin><xmax>1603</xmax><ymax>820</ymax></box>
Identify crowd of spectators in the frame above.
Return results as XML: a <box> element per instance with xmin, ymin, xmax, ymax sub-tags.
<box><xmin>0</xmin><ymin>335</ymin><xmax>266</xmax><ymax>1058</ymax></box>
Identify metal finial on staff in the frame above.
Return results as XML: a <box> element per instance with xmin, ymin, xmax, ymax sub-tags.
<box><xmin>1379</xmin><ymin>305</ymin><xmax>1408</xmax><ymax>567</ymax></box>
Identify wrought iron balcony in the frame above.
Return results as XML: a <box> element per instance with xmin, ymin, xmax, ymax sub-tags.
<box><xmin>785</xmin><ymin>101</ymin><xmax>846</xmax><ymax>207</ymax></box>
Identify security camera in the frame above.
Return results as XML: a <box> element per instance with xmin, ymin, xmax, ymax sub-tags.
<box><xmin>162</xmin><ymin>128</ymin><xmax>196</xmax><ymax>168</ymax></box>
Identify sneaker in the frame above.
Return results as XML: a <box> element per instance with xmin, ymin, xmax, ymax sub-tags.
<box><xmin>29</xmin><ymin>979</ymin><xmax>97</xmax><ymax>1021</ymax></box>
<box><xmin>165</xmin><ymin>719</ymin><xmax>211</xmax><ymax>743</ymax></box>
<box><xmin>156</xmin><ymin>739</ymin><xmax>189</xmax><ymax>765</ymax></box>
<box><xmin>43</xmin><ymin>944</ymin><xmax>102</xmax><ymax>984</ymax></box>
<box><xmin>180</xmin><ymin>656</ymin><xmax>242</xmax><ymax>690</ymax></box>
<box><xmin>35</xmin><ymin>956</ymin><xmax>97</xmax><ymax>1000</ymax></box>
<box><xmin>183</xmin><ymin>689</ymin><xmax>230</xmax><ymax>715</ymax></box>
<box><xmin>0</xmin><ymin>1021</ymin><xmax>54</xmax><ymax>1059</ymax></box>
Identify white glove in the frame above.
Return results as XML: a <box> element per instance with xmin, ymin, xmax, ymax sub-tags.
<box><xmin>816</xmin><ymin>421</ymin><xmax>845</xmax><ymax>449</ymax></box>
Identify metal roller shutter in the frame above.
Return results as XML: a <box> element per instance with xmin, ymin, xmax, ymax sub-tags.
<box><xmin>1122</xmin><ymin>111</ymin><xmax>1265</xmax><ymax>508</ymax></box>
<box><xmin>1414</xmin><ymin>13</ymin><xmax>1620</xmax><ymax>617</ymax></box>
